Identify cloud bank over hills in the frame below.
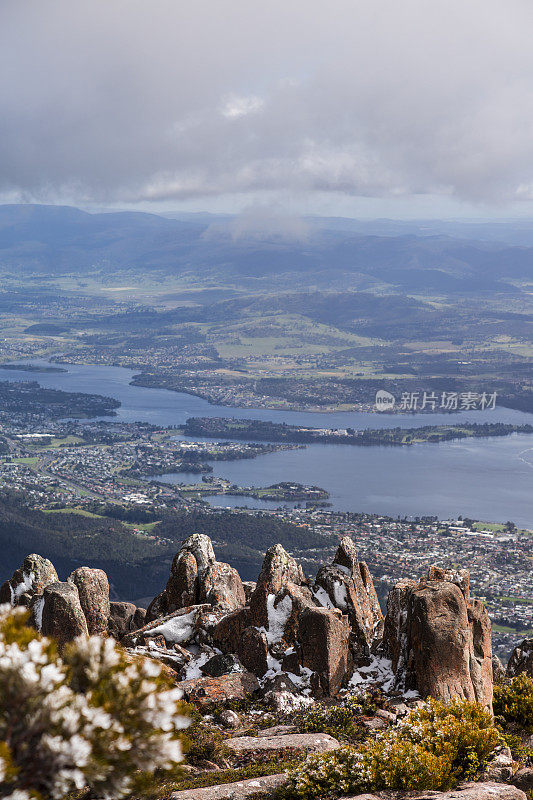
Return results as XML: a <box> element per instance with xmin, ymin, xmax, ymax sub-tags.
<box><xmin>2</xmin><ymin>0</ymin><xmax>533</xmax><ymax>210</ymax></box>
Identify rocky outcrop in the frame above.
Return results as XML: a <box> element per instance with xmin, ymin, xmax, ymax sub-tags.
<box><xmin>0</xmin><ymin>554</ymin><xmax>58</xmax><ymax>607</ymax></box>
<box><xmin>37</xmin><ymin>581</ymin><xmax>89</xmax><ymax>645</ymax></box>
<box><xmin>200</xmin><ymin>561</ymin><xmax>246</xmax><ymax>610</ymax></box>
<box><xmin>506</xmin><ymin>639</ymin><xmax>533</xmax><ymax>678</ymax></box>
<box><xmin>147</xmin><ymin>534</ymin><xmax>245</xmax><ymax>620</ymax></box>
<box><xmin>383</xmin><ymin>568</ymin><xmax>493</xmax><ymax>710</ymax></box>
<box><xmin>2</xmin><ymin>542</ymin><xmax>498</xmax><ymax>707</ymax></box>
<box><xmin>68</xmin><ymin>566</ymin><xmax>110</xmax><ymax>635</ymax></box>
<box><xmin>313</xmin><ymin>537</ymin><xmax>384</xmax><ymax>657</ymax></box>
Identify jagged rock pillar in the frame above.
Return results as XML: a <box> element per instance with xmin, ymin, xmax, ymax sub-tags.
<box><xmin>383</xmin><ymin>568</ymin><xmax>493</xmax><ymax>710</ymax></box>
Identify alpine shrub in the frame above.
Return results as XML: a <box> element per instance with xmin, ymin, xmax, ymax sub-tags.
<box><xmin>494</xmin><ymin>674</ymin><xmax>533</xmax><ymax>733</ymax></box>
<box><xmin>0</xmin><ymin>605</ymin><xmax>189</xmax><ymax>800</ymax></box>
<box><xmin>294</xmin><ymin>694</ymin><xmax>367</xmax><ymax>743</ymax></box>
<box><xmin>283</xmin><ymin>698</ymin><xmax>500</xmax><ymax>799</ymax></box>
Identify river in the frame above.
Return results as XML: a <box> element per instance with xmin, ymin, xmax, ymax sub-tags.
<box><xmin>3</xmin><ymin>361</ymin><xmax>533</xmax><ymax>527</ymax></box>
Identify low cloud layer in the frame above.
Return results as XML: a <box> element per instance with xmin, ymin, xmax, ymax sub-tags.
<box><xmin>2</xmin><ymin>0</ymin><xmax>533</xmax><ymax>207</ymax></box>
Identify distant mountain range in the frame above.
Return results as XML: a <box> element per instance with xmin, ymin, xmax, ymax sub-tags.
<box><xmin>0</xmin><ymin>203</ymin><xmax>532</xmax><ymax>293</ymax></box>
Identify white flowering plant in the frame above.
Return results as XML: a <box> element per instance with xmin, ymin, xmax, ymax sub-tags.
<box><xmin>0</xmin><ymin>605</ymin><xmax>189</xmax><ymax>800</ymax></box>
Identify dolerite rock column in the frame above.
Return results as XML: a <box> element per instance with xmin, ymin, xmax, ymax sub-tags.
<box><xmin>37</xmin><ymin>581</ymin><xmax>89</xmax><ymax>646</ymax></box>
<box><xmin>383</xmin><ymin>567</ymin><xmax>493</xmax><ymax>710</ymax></box>
<box><xmin>68</xmin><ymin>566</ymin><xmax>110</xmax><ymax>635</ymax></box>
<box><xmin>298</xmin><ymin>606</ymin><xmax>351</xmax><ymax>696</ymax></box>
<box><xmin>313</xmin><ymin>537</ymin><xmax>384</xmax><ymax>658</ymax></box>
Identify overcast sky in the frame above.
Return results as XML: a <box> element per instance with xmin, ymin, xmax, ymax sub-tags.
<box><xmin>2</xmin><ymin>0</ymin><xmax>533</xmax><ymax>218</ymax></box>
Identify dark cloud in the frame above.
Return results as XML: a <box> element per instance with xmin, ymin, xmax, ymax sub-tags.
<box><xmin>2</xmin><ymin>0</ymin><xmax>533</xmax><ymax>206</ymax></box>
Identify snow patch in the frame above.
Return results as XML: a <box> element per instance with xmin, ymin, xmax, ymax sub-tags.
<box><xmin>332</xmin><ymin>580</ymin><xmax>348</xmax><ymax>611</ymax></box>
<box><xmin>335</xmin><ymin>564</ymin><xmax>351</xmax><ymax>576</ymax></box>
<box><xmin>349</xmin><ymin>656</ymin><xmax>395</xmax><ymax>693</ymax></box>
<box><xmin>269</xmin><ymin>690</ymin><xmax>314</xmax><ymax>711</ymax></box>
<box><xmin>265</xmin><ymin>593</ymin><xmax>292</xmax><ymax>645</ymax></box>
<box><xmin>13</xmin><ymin>571</ymin><xmax>35</xmax><ymax>602</ymax></box>
<box><xmin>184</xmin><ymin>651</ymin><xmax>211</xmax><ymax>680</ymax></box>
<box><xmin>33</xmin><ymin>597</ymin><xmax>44</xmax><ymax>631</ymax></box>
<box><xmin>313</xmin><ymin>586</ymin><xmax>335</xmax><ymax>609</ymax></box>
<box><xmin>147</xmin><ymin>610</ymin><xmax>197</xmax><ymax>644</ymax></box>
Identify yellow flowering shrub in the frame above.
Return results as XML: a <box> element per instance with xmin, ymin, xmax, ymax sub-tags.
<box><xmin>282</xmin><ymin>699</ymin><xmax>500</xmax><ymax>800</ymax></box>
<box><xmin>494</xmin><ymin>674</ymin><xmax>533</xmax><ymax>733</ymax></box>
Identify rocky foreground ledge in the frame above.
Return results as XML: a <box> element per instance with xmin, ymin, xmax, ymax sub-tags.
<box><xmin>1</xmin><ymin>535</ymin><xmax>531</xmax><ymax>707</ymax></box>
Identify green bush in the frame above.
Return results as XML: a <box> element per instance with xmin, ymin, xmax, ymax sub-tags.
<box><xmin>294</xmin><ymin>694</ymin><xmax>367</xmax><ymax>743</ymax></box>
<box><xmin>494</xmin><ymin>674</ymin><xmax>533</xmax><ymax>733</ymax></box>
<box><xmin>181</xmin><ymin>703</ymin><xmax>230</xmax><ymax>765</ymax></box>
<box><xmin>502</xmin><ymin>733</ymin><xmax>533</xmax><ymax>766</ymax></box>
<box><xmin>282</xmin><ymin>699</ymin><xmax>500</xmax><ymax>800</ymax></box>
<box><xmin>0</xmin><ymin>605</ymin><xmax>188</xmax><ymax>799</ymax></box>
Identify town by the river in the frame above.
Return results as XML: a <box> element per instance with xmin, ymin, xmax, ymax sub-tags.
<box><xmin>3</xmin><ymin>360</ymin><xmax>533</xmax><ymax>528</ymax></box>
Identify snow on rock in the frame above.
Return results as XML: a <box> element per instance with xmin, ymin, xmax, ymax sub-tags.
<box><xmin>265</xmin><ymin>593</ymin><xmax>292</xmax><ymax>645</ymax></box>
<box><xmin>148</xmin><ymin>610</ymin><xmax>197</xmax><ymax>644</ymax></box>
<box><xmin>349</xmin><ymin>655</ymin><xmax>395</xmax><ymax>693</ymax></box>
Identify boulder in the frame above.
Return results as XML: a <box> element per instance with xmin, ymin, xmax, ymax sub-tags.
<box><xmin>237</xmin><ymin>626</ymin><xmax>269</xmax><ymax>677</ymax></box>
<box><xmin>108</xmin><ymin>602</ymin><xmax>146</xmax><ymax>638</ymax></box>
<box><xmin>211</xmin><ymin>607</ymin><xmax>250</xmax><ymax>653</ymax></box>
<box><xmin>242</xmin><ymin>581</ymin><xmax>256</xmax><ymax>603</ymax></box>
<box><xmin>202</xmin><ymin>653</ymin><xmax>244</xmax><ymax>678</ymax></box>
<box><xmin>170</xmin><ymin>773</ymin><xmax>287</xmax><ymax>800</ymax></box>
<box><xmin>218</xmin><ymin>709</ymin><xmax>241</xmax><ymax>729</ymax></box>
<box><xmin>513</xmin><ymin>768</ymin><xmax>533</xmax><ymax>793</ymax></box>
<box><xmin>314</xmin><ymin>537</ymin><xmax>383</xmax><ymax>656</ymax></box>
<box><xmin>481</xmin><ymin>747</ymin><xmax>517</xmax><ymax>782</ymax></box>
<box><xmin>68</xmin><ymin>566</ymin><xmax>110</xmax><ymax>635</ymax></box>
<box><xmin>507</xmin><ymin>639</ymin><xmax>533</xmax><ymax>678</ymax></box>
<box><xmin>492</xmin><ymin>654</ymin><xmax>506</xmax><ymax>684</ymax></box>
<box><xmin>0</xmin><ymin>554</ymin><xmax>58</xmax><ymax>606</ymax></box>
<box><xmin>225</xmin><ymin>732</ymin><xmax>340</xmax><ymax>755</ymax></box>
<box><xmin>133</xmin><ymin>606</ymin><xmax>147</xmax><ymax>628</ymax></box>
<box><xmin>108</xmin><ymin>601</ymin><xmax>138</xmax><ymax>638</ymax></box>
<box><xmin>382</xmin><ymin>578</ymin><xmax>416</xmax><ymax>673</ymax></box>
<box><xmin>176</xmin><ymin>671</ymin><xmax>259</xmax><ymax>706</ymax></box>
<box><xmin>38</xmin><ymin>581</ymin><xmax>89</xmax><ymax>645</ymax></box>
<box><xmin>383</xmin><ymin>568</ymin><xmax>493</xmax><ymax>710</ymax></box>
<box><xmin>343</xmin><ymin>784</ymin><xmax>527</xmax><ymax>800</ymax></box>
<box><xmin>427</xmin><ymin>566</ymin><xmax>471</xmax><ymax>604</ymax></box>
<box><xmin>468</xmin><ymin>597</ymin><xmax>493</xmax><ymax>708</ymax></box>
<box><xmin>298</xmin><ymin>606</ymin><xmax>351</xmax><ymax>696</ymax></box>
